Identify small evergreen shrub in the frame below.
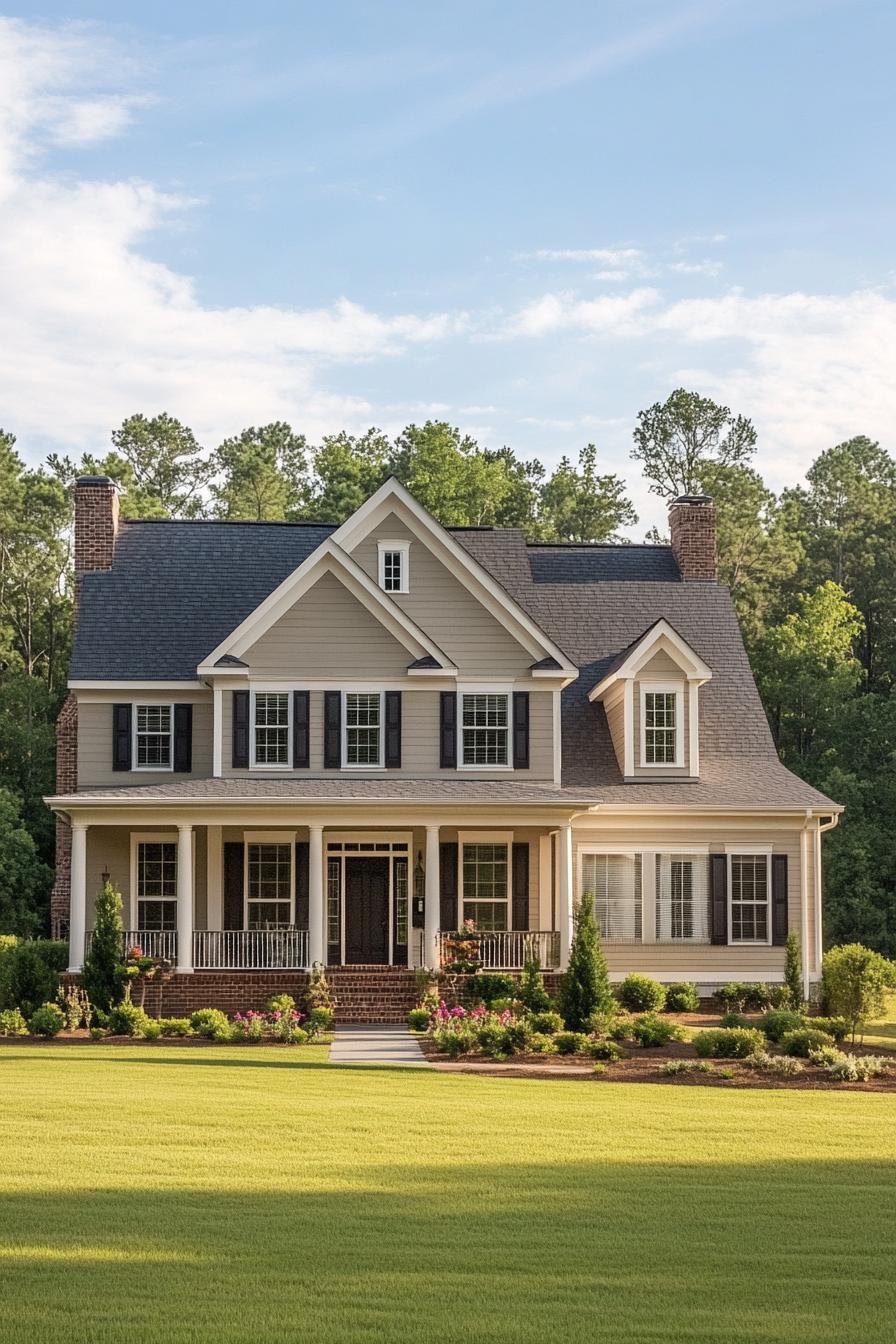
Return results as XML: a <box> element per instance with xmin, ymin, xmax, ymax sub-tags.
<box><xmin>720</xmin><ymin>1012</ymin><xmax>751</xmax><ymax>1030</ymax></box>
<box><xmin>630</xmin><ymin>1013</ymin><xmax>686</xmax><ymax>1047</ymax></box>
<box><xmin>554</xmin><ymin>1031</ymin><xmax>588</xmax><ymax>1055</ymax></box>
<box><xmin>407</xmin><ymin>1007</ymin><xmax>430</xmax><ymax>1032</ymax></box>
<box><xmin>431</xmin><ymin>1019</ymin><xmax>478</xmax><ymax>1056</ymax></box>
<box><xmin>466</xmin><ymin>973</ymin><xmax>516</xmax><ymax>1005</ymax></box>
<box><xmin>81</xmin><ymin>881</ymin><xmax>127</xmax><ymax>1012</ymax></box>
<box><xmin>558</xmin><ymin>895</ymin><xmax>615</xmax><ymax>1031</ymax></box>
<box><xmin>142</xmin><ymin>1020</ymin><xmax>162</xmax><ymax>1041</ymax></box>
<box><xmin>89</xmin><ymin>1026</ymin><xmax>106</xmax><ymax>1041</ymax></box>
<box><xmin>189</xmin><ymin>1008</ymin><xmax>231</xmax><ymax>1041</ymax></box>
<box><xmin>760</xmin><ymin>1009</ymin><xmax>805</xmax><ymax>1042</ymax></box>
<box><xmin>618</xmin><ymin>974</ymin><xmax>666</xmax><ymax>1013</ymax></box>
<box><xmin>156</xmin><ymin>1018</ymin><xmax>191</xmax><ymax>1036</ymax></box>
<box><xmin>592</xmin><ymin>1062</ymin><xmax>607</xmax><ymax>1077</ymax></box>
<box><xmin>714</xmin><ymin>983</ymin><xmax>749</xmax><ymax>1012</ymax></box>
<box><xmin>742</xmin><ymin>983</ymin><xmax>775</xmax><ymax>1011</ymax></box>
<box><xmin>808</xmin><ymin>1015</ymin><xmax>848</xmax><ymax>1042</ymax></box>
<box><xmin>585</xmin><ymin>1037</ymin><xmax>622</xmax><ymax>1061</ymax></box>
<box><xmin>528</xmin><ymin>1010</ymin><xmax>563</xmax><ymax>1036</ymax></box>
<box><xmin>265</xmin><ymin>993</ymin><xmax>296</xmax><ymax>1015</ymax></box>
<box><xmin>693</xmin><ymin>1027</ymin><xmax>764</xmax><ymax>1059</ymax></box>
<box><xmin>780</xmin><ymin>1027</ymin><xmax>835</xmax><ymax>1058</ymax></box>
<box><xmin>745</xmin><ymin>1050</ymin><xmax>804</xmax><ymax>1076</ymax></box>
<box><xmin>784</xmin><ymin>929</ymin><xmax>803</xmax><ymax>1008</ymax></box>
<box><xmin>28</xmin><ymin>1002</ymin><xmax>65</xmax><ymax>1037</ymax></box>
<box><xmin>0</xmin><ymin>1007</ymin><xmax>27</xmax><ymax>1036</ymax></box>
<box><xmin>664</xmin><ymin>982</ymin><xmax>700</xmax><ymax>1013</ymax></box>
<box><xmin>305</xmin><ymin>1006</ymin><xmax>333</xmax><ymax>1035</ymax></box>
<box><xmin>608</xmin><ymin>1014</ymin><xmax>636</xmax><ymax>1041</ymax></box>
<box><xmin>477</xmin><ymin>1022</ymin><xmax>517</xmax><ymax>1058</ymax></box>
<box><xmin>107</xmin><ymin>1001</ymin><xmax>152</xmax><ymax>1037</ymax></box>
<box><xmin>517</xmin><ymin>958</ymin><xmax>552</xmax><ymax>1013</ymax></box>
<box><xmin>529</xmin><ymin>1032</ymin><xmax>558</xmax><ymax>1055</ymax></box>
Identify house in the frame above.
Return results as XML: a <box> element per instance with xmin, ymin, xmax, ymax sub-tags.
<box><xmin>47</xmin><ymin>475</ymin><xmax>841</xmax><ymax>1018</ymax></box>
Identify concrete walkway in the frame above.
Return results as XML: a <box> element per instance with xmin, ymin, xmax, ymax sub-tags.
<box><xmin>328</xmin><ymin>1024</ymin><xmax>430</xmax><ymax>1067</ymax></box>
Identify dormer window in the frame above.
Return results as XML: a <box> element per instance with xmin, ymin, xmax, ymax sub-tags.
<box><xmin>641</xmin><ymin>683</ymin><xmax>683</xmax><ymax>768</ymax></box>
<box><xmin>378</xmin><ymin>540</ymin><xmax>409</xmax><ymax>594</ymax></box>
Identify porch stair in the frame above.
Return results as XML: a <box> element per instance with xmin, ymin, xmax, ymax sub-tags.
<box><xmin>326</xmin><ymin>966</ymin><xmax>421</xmax><ymax>1024</ymax></box>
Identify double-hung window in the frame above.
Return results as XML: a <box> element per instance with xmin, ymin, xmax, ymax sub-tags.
<box><xmin>461</xmin><ymin>841</ymin><xmax>509</xmax><ymax>930</ymax></box>
<box><xmin>136</xmin><ymin>840</ymin><xmax>177</xmax><ymax>930</ymax></box>
<box><xmin>655</xmin><ymin>853</ymin><xmax>709</xmax><ymax>943</ymax></box>
<box><xmin>253</xmin><ymin>692</ymin><xmax>290</xmax><ymax>766</ymax></box>
<box><xmin>344</xmin><ymin>692</ymin><xmax>382</xmax><ymax>767</ymax></box>
<box><xmin>641</xmin><ymin>683</ymin><xmax>682</xmax><ymax>766</ymax></box>
<box><xmin>461</xmin><ymin>693</ymin><xmax>509</xmax><ymax>767</ymax></box>
<box><xmin>729</xmin><ymin>853</ymin><xmax>770</xmax><ymax>943</ymax></box>
<box><xmin>246</xmin><ymin>842</ymin><xmax>293</xmax><ymax>928</ymax></box>
<box><xmin>135</xmin><ymin>705</ymin><xmax>172</xmax><ymax>769</ymax></box>
<box><xmin>580</xmin><ymin>852</ymin><xmax>641</xmax><ymax>942</ymax></box>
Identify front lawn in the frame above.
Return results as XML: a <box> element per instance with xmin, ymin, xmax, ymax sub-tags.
<box><xmin>1</xmin><ymin>1047</ymin><xmax>894</xmax><ymax>1343</ymax></box>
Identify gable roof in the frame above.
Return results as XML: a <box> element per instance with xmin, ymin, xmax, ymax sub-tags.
<box><xmin>587</xmin><ymin>618</ymin><xmax>713</xmax><ymax>700</ymax></box>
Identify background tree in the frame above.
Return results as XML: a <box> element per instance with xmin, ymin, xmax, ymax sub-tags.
<box><xmin>632</xmin><ymin>388</ymin><xmax>757</xmax><ymax>498</ymax></box>
<box><xmin>77</xmin><ymin>413</ymin><xmax>212</xmax><ymax>519</ymax></box>
<box><xmin>306</xmin><ymin>429</ymin><xmax>391</xmax><ymax>521</ymax></box>
<box><xmin>540</xmin><ymin>443</ymin><xmax>636</xmax><ymax>541</ymax></box>
<box><xmin>0</xmin><ymin>788</ymin><xmax>52</xmax><ymax>935</ymax></box>
<box><xmin>212</xmin><ymin>423</ymin><xmax>308</xmax><ymax>520</ymax></box>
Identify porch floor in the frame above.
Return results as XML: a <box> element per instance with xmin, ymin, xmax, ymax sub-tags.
<box><xmin>328</xmin><ymin>1024</ymin><xmax>430</xmax><ymax>1067</ymax></box>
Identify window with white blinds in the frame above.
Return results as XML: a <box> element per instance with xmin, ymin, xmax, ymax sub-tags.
<box><xmin>655</xmin><ymin>854</ymin><xmax>709</xmax><ymax>943</ymax></box>
<box><xmin>580</xmin><ymin>853</ymin><xmax>642</xmax><ymax>942</ymax></box>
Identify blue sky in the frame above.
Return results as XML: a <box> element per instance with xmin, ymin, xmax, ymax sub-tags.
<box><xmin>1</xmin><ymin>1</ymin><xmax>894</xmax><ymax>529</ymax></box>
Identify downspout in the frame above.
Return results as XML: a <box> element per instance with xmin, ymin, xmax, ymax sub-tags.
<box><xmin>800</xmin><ymin>809</ymin><xmax>812</xmax><ymax>1001</ymax></box>
<box><xmin>815</xmin><ymin>814</ymin><xmax>839</xmax><ymax>984</ymax></box>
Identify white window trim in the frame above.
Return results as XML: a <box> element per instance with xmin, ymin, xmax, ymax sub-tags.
<box><xmin>244</xmin><ymin>830</ymin><xmax>296</xmax><ymax>931</ymax></box>
<box><xmin>726</xmin><ymin>849</ymin><xmax>773</xmax><ymax>947</ymax></box>
<box><xmin>639</xmin><ymin>680</ymin><xmax>684</xmax><ymax>769</ymax></box>
<box><xmin>250</xmin><ymin>690</ymin><xmax>292</xmax><ymax>770</ymax></box>
<box><xmin>132</xmin><ymin>702</ymin><xmax>174</xmax><ymax>772</ymax></box>
<box><xmin>129</xmin><ymin>830</ymin><xmax>184</xmax><ymax>929</ymax></box>
<box><xmin>342</xmin><ymin>689</ymin><xmax>385</xmax><ymax>770</ymax></box>
<box><xmin>458</xmin><ymin>685</ymin><xmax>514</xmax><ymax>771</ymax></box>
<box><xmin>458</xmin><ymin>831</ymin><xmax>513</xmax><ymax>929</ymax></box>
<box><xmin>377</xmin><ymin>539</ymin><xmax>410</xmax><ymax>594</ymax></box>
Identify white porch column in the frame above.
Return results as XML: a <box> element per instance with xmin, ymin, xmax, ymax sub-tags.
<box><xmin>424</xmin><ymin>824</ymin><xmax>441</xmax><ymax>970</ymax></box>
<box><xmin>67</xmin><ymin>822</ymin><xmax>88</xmax><ymax>973</ymax></box>
<box><xmin>176</xmin><ymin>823</ymin><xmax>194</xmax><ymax>973</ymax></box>
<box><xmin>558</xmin><ymin>823</ymin><xmax>574</xmax><ymax>970</ymax></box>
<box><xmin>308</xmin><ymin>824</ymin><xmax>325</xmax><ymax>967</ymax></box>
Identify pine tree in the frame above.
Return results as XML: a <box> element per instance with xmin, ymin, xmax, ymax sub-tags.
<box><xmin>558</xmin><ymin>895</ymin><xmax>615</xmax><ymax>1031</ymax></box>
<box><xmin>80</xmin><ymin>880</ymin><xmax>126</xmax><ymax>1012</ymax></box>
<box><xmin>785</xmin><ymin>928</ymin><xmax>803</xmax><ymax>1008</ymax></box>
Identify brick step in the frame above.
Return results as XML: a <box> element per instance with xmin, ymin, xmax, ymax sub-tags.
<box><xmin>324</xmin><ymin>967</ymin><xmax>420</xmax><ymax>1023</ymax></box>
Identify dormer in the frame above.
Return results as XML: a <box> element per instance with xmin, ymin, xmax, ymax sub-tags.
<box><xmin>587</xmin><ymin>620</ymin><xmax>712</xmax><ymax>780</ymax></box>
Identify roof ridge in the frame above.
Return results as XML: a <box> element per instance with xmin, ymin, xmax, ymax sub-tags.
<box><xmin>120</xmin><ymin>518</ymin><xmax>339</xmax><ymax>528</ymax></box>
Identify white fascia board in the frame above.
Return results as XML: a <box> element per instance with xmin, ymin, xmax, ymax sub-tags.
<box><xmin>588</xmin><ymin>620</ymin><xmax>712</xmax><ymax>702</ymax></box>
<box><xmin>330</xmin><ymin>478</ymin><xmax>578</xmax><ymax>677</ymax></box>
<box><xmin>69</xmin><ymin>680</ymin><xmax>203</xmax><ymax>691</ymax></box>
<box><xmin>197</xmin><ymin>537</ymin><xmax>451</xmax><ymax>674</ymax></box>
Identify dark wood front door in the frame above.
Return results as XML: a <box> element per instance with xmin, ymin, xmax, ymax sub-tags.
<box><xmin>345</xmin><ymin>857</ymin><xmax>390</xmax><ymax>964</ymax></box>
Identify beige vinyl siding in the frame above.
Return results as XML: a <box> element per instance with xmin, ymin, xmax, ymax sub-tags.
<box><xmin>244</xmin><ymin>571</ymin><xmax>410</xmax><ymax>677</ymax></box>
<box><xmin>223</xmin><ymin>688</ymin><xmax>554</xmax><ymax>780</ymax></box>
<box><xmin>350</xmin><ymin>514</ymin><xmax>534</xmax><ymax>675</ymax></box>
<box><xmin>602</xmin><ymin>683</ymin><xmax>626</xmax><ymax>773</ymax></box>
<box><xmin>83</xmin><ymin>826</ymin><xmax>208</xmax><ymax>930</ymax></box>
<box><xmin>632</xmin><ymin>675</ymin><xmax>692</xmax><ymax>778</ymax></box>
<box><xmin>638</xmin><ymin>649</ymin><xmax>683</xmax><ymax>677</ymax></box>
<box><xmin>76</xmin><ymin>696</ymin><xmax>214</xmax><ymax>787</ymax></box>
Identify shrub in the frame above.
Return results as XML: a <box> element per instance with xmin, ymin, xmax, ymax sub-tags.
<box><xmin>585</xmin><ymin>1037</ymin><xmax>622</xmax><ymax>1061</ymax></box>
<box><xmin>693</xmin><ymin>1027</ymin><xmax>764</xmax><ymax>1059</ymax></box>
<box><xmin>0</xmin><ymin>1007</ymin><xmax>27</xmax><ymax>1036</ymax></box>
<box><xmin>431</xmin><ymin>1019</ymin><xmax>478</xmax><ymax>1057</ymax></box>
<box><xmin>304</xmin><ymin>1006</ymin><xmax>333</xmax><ymax>1036</ymax></box>
<box><xmin>808</xmin><ymin>1015</ymin><xmax>849</xmax><ymax>1042</ymax></box>
<box><xmin>618</xmin><ymin>974</ymin><xmax>666</xmax><ymax>1013</ymax></box>
<box><xmin>810</xmin><ymin>1046</ymin><xmax>892</xmax><ymax>1082</ymax></box>
<box><xmin>718</xmin><ymin>1067</ymin><xmax>736</xmax><ymax>1079</ymax></box>
<box><xmin>189</xmin><ymin>1008</ymin><xmax>231</xmax><ymax>1041</ymax></box>
<box><xmin>265</xmin><ymin>993</ymin><xmax>296</xmax><ymax>1015</ymax></box>
<box><xmin>305</xmin><ymin>966</ymin><xmax>335</xmax><ymax>1013</ymax></box>
<box><xmin>0</xmin><ymin>939</ymin><xmax>69</xmax><ymax>1016</ymax></box>
<box><xmin>663</xmin><ymin>1059</ymin><xmax>715</xmax><ymax>1076</ymax></box>
<box><xmin>720</xmin><ymin>1011</ymin><xmax>751</xmax><ymax>1030</ymax></box>
<box><xmin>529</xmin><ymin>1032</ymin><xmax>558</xmax><ymax>1054</ymax></box>
<box><xmin>742</xmin><ymin>983</ymin><xmax>775</xmax><ymax>1012</ymax></box>
<box><xmin>554</xmin><ymin>1031</ymin><xmax>588</xmax><ymax>1055</ymax></box>
<box><xmin>81</xmin><ymin>881</ymin><xmax>127</xmax><ymax>1012</ymax></box>
<box><xmin>158</xmin><ymin>1018</ymin><xmax>191</xmax><ymax>1037</ymax></box>
<box><xmin>714</xmin><ymin>982</ymin><xmax>748</xmax><ymax>1012</ymax></box>
<box><xmin>608</xmin><ymin>1013</ymin><xmax>636</xmax><ymax>1041</ymax></box>
<box><xmin>760</xmin><ymin>1009</ymin><xmax>805</xmax><ymax>1042</ymax></box>
<box><xmin>408</xmin><ymin>1007</ymin><xmax>430</xmax><ymax>1032</ymax></box>
<box><xmin>557</xmin><ymin>895</ymin><xmax>615</xmax><ymax>1031</ymax></box>
<box><xmin>822</xmin><ymin>943</ymin><xmax>891</xmax><ymax>1042</ymax></box>
<box><xmin>631</xmin><ymin>1013</ymin><xmax>686</xmax><ymax>1048</ymax></box>
<box><xmin>477</xmin><ymin>1022</ymin><xmax>517</xmax><ymax>1058</ymax></box>
<box><xmin>488</xmin><ymin>996</ymin><xmax>516</xmax><ymax>1016</ymax></box>
<box><xmin>745</xmin><ymin>1050</ymin><xmax>804</xmax><ymax>1076</ymax></box>
<box><xmin>784</xmin><ymin>929</ymin><xmax>803</xmax><ymax>1008</ymax></box>
<box><xmin>466</xmin><ymin>973</ymin><xmax>516</xmax><ymax>1006</ymax></box>
<box><xmin>142</xmin><ymin>1020</ymin><xmax>162</xmax><ymax>1041</ymax></box>
<box><xmin>664</xmin><ymin>982</ymin><xmax>700</xmax><ymax>1013</ymax></box>
<box><xmin>107</xmin><ymin>1001</ymin><xmax>152</xmax><ymax>1037</ymax></box>
<box><xmin>517</xmin><ymin>958</ymin><xmax>552</xmax><ymax>1013</ymax></box>
<box><xmin>28</xmin><ymin>1002</ymin><xmax>65</xmax><ymax>1037</ymax></box>
<box><xmin>59</xmin><ymin>984</ymin><xmax>92</xmax><ymax>1031</ymax></box>
<box><xmin>592</xmin><ymin>1062</ymin><xmax>607</xmax><ymax>1077</ymax></box>
<box><xmin>528</xmin><ymin>1010</ymin><xmax>563</xmax><ymax>1036</ymax></box>
<box><xmin>780</xmin><ymin>1027</ymin><xmax>835</xmax><ymax>1058</ymax></box>
<box><xmin>89</xmin><ymin>1026</ymin><xmax>106</xmax><ymax>1040</ymax></box>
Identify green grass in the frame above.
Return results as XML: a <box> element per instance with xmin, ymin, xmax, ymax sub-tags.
<box><xmin>861</xmin><ymin>992</ymin><xmax>896</xmax><ymax>1048</ymax></box>
<box><xmin>1</xmin><ymin>1046</ymin><xmax>895</xmax><ymax>1343</ymax></box>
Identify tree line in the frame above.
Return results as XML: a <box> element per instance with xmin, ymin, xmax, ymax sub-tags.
<box><xmin>1</xmin><ymin>391</ymin><xmax>894</xmax><ymax>953</ymax></box>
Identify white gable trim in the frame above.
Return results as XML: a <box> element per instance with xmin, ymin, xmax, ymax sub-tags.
<box><xmin>197</xmin><ymin>538</ymin><xmax>455</xmax><ymax>676</ymax></box>
<box><xmin>330</xmin><ymin>477</ymin><xmax>578</xmax><ymax>678</ymax></box>
<box><xmin>587</xmin><ymin>619</ymin><xmax>711</xmax><ymax>702</ymax></box>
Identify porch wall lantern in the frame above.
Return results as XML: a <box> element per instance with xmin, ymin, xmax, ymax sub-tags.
<box><xmin>412</xmin><ymin>850</ymin><xmax>426</xmax><ymax>928</ymax></box>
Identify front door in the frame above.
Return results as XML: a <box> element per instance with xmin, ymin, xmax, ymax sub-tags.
<box><xmin>344</xmin><ymin>857</ymin><xmax>390</xmax><ymax>964</ymax></box>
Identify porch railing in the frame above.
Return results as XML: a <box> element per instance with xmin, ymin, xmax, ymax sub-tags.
<box><xmin>193</xmin><ymin>929</ymin><xmax>310</xmax><ymax>970</ymax></box>
<box><xmin>84</xmin><ymin>929</ymin><xmax>178</xmax><ymax>961</ymax></box>
<box><xmin>437</xmin><ymin>930</ymin><xmax>560</xmax><ymax>970</ymax></box>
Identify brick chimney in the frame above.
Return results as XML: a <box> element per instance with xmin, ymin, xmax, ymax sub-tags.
<box><xmin>74</xmin><ymin>475</ymin><xmax>119</xmax><ymax>577</ymax></box>
<box><xmin>669</xmin><ymin>494</ymin><xmax>716</xmax><ymax>581</ymax></box>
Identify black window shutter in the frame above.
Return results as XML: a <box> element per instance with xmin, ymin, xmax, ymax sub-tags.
<box><xmin>771</xmin><ymin>854</ymin><xmax>789</xmax><ymax>945</ymax></box>
<box><xmin>223</xmin><ymin>842</ymin><xmax>245</xmax><ymax>930</ymax></box>
<box><xmin>293</xmin><ymin>691</ymin><xmax>310</xmax><ymax>769</ymax></box>
<box><xmin>512</xmin><ymin>841</ymin><xmax>530</xmax><ymax>930</ymax></box>
<box><xmin>512</xmin><ymin>692</ymin><xmax>530</xmax><ymax>769</ymax></box>
<box><xmin>710</xmin><ymin>854</ymin><xmax>728</xmax><ymax>944</ymax></box>
<box><xmin>385</xmin><ymin>691</ymin><xmax>402</xmax><ymax>769</ymax></box>
<box><xmin>173</xmin><ymin>703</ymin><xmax>193</xmax><ymax>772</ymax></box>
<box><xmin>324</xmin><ymin>691</ymin><xmax>342</xmax><ymax>768</ymax></box>
<box><xmin>440</xmin><ymin>692</ymin><xmax>457</xmax><ymax>769</ymax></box>
<box><xmin>295</xmin><ymin>841</ymin><xmax>310</xmax><ymax>929</ymax></box>
<box><xmin>440</xmin><ymin>842</ymin><xmax>458</xmax><ymax>930</ymax></box>
<box><xmin>112</xmin><ymin>704</ymin><xmax>132</xmax><ymax>771</ymax></box>
<box><xmin>232</xmin><ymin>690</ymin><xmax>250</xmax><ymax>769</ymax></box>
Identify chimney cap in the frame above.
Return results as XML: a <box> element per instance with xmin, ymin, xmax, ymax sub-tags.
<box><xmin>670</xmin><ymin>494</ymin><xmax>713</xmax><ymax>507</ymax></box>
<box><xmin>76</xmin><ymin>475</ymin><xmax>117</xmax><ymax>487</ymax></box>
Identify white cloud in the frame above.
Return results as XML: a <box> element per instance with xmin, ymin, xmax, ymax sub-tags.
<box><xmin>506</xmin><ymin>288</ymin><xmax>661</xmax><ymax>337</ymax></box>
<box><xmin>528</xmin><ymin>247</ymin><xmax>644</xmax><ymax>265</ymax></box>
<box><xmin>668</xmin><ymin>259</ymin><xmax>723</xmax><ymax>276</ymax></box>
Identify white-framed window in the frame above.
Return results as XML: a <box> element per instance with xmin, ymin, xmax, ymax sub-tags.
<box><xmin>135</xmin><ymin>840</ymin><xmax>177</xmax><ymax>930</ymax></box>
<box><xmin>640</xmin><ymin>681</ymin><xmax>684</xmax><ymax>767</ymax></box>
<box><xmin>580</xmin><ymin>851</ymin><xmax>641</xmax><ymax>942</ymax></box>
<box><xmin>460</xmin><ymin>691</ymin><xmax>510</xmax><ymax>768</ymax></box>
<box><xmin>252</xmin><ymin>691</ymin><xmax>291</xmax><ymax>767</ymax></box>
<box><xmin>459</xmin><ymin>832</ymin><xmax>511</xmax><ymax>931</ymax></box>
<box><xmin>245</xmin><ymin>835</ymin><xmax>294</xmax><ymax>929</ymax></box>
<box><xmin>377</xmin><ymin>539</ymin><xmax>410</xmax><ymax>594</ymax></box>
<box><xmin>655</xmin><ymin>852</ymin><xmax>709</xmax><ymax>943</ymax></box>
<box><xmin>134</xmin><ymin>704</ymin><xmax>173</xmax><ymax>770</ymax></box>
<box><xmin>343</xmin><ymin>691</ymin><xmax>383</xmax><ymax>768</ymax></box>
<box><xmin>728</xmin><ymin>850</ymin><xmax>772</xmax><ymax>944</ymax></box>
